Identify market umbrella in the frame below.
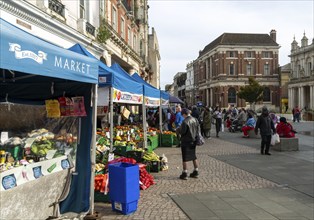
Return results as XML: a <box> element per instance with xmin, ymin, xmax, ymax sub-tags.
<box><xmin>169</xmin><ymin>95</ymin><xmax>184</xmax><ymax>104</ymax></box>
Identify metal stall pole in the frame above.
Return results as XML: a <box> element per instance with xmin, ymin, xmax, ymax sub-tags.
<box><xmin>87</xmin><ymin>84</ymin><xmax>98</xmax><ymax>218</ymax></box>
<box><xmin>142</xmin><ymin>96</ymin><xmax>147</xmax><ymax>149</ymax></box>
<box><xmin>110</xmin><ymin>87</ymin><xmax>114</xmax><ymax>152</ymax></box>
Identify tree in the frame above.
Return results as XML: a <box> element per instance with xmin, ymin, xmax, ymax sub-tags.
<box><xmin>237</xmin><ymin>77</ymin><xmax>264</xmax><ymax>110</ymax></box>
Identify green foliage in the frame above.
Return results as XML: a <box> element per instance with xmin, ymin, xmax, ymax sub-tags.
<box><xmin>97</xmin><ymin>22</ymin><xmax>111</xmax><ymax>44</ymax></box>
<box><xmin>237</xmin><ymin>77</ymin><xmax>264</xmax><ymax>104</ymax></box>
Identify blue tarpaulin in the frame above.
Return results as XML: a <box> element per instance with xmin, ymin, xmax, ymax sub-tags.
<box><xmin>0</xmin><ymin>19</ymin><xmax>98</xmax><ymax>214</ymax></box>
<box><xmin>68</xmin><ymin>44</ymin><xmax>143</xmax><ymax>96</ymax></box>
<box><xmin>130</xmin><ymin>72</ymin><xmax>161</xmax><ymax>100</ymax></box>
<box><xmin>0</xmin><ymin>19</ymin><xmax>98</xmax><ymax>84</ymax></box>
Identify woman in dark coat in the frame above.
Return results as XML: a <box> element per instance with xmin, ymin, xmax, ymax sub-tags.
<box><xmin>202</xmin><ymin>107</ymin><xmax>212</xmax><ymax>138</ymax></box>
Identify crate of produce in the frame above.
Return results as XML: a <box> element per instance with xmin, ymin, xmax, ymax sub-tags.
<box><xmin>150</xmin><ymin>161</ymin><xmax>160</xmax><ymax>173</ymax></box>
<box><xmin>113</xmin><ymin>145</ymin><xmax>133</xmax><ymax>156</ymax></box>
<box><xmin>94</xmin><ymin>191</ymin><xmax>110</xmax><ymax>203</ymax></box>
<box><xmin>147</xmin><ymin>135</ymin><xmax>159</xmax><ymax>150</ymax></box>
<box><xmin>126</xmin><ymin>150</ymin><xmax>144</xmax><ymax>163</ymax></box>
<box><xmin>161</xmin><ymin>134</ymin><xmax>173</xmax><ymax>147</ymax></box>
<box><xmin>109</xmin><ymin>162</ymin><xmax>139</xmax><ymax>215</ymax></box>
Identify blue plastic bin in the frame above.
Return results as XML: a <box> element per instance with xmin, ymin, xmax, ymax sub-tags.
<box><xmin>109</xmin><ymin>162</ymin><xmax>140</xmax><ymax>215</ymax></box>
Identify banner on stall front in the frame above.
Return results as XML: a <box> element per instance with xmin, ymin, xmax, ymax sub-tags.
<box><xmin>98</xmin><ymin>87</ymin><xmax>110</xmax><ymax>106</ymax></box>
<box><xmin>112</xmin><ymin>88</ymin><xmax>143</xmax><ymax>104</ymax></box>
<box><xmin>145</xmin><ymin>97</ymin><xmax>161</xmax><ymax>107</ymax></box>
<box><xmin>0</xmin><ymin>155</ymin><xmax>70</xmax><ymax>191</ymax></box>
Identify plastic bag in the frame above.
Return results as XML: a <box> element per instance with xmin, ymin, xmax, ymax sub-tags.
<box><xmin>271</xmin><ymin>133</ymin><xmax>280</xmax><ymax>146</ymax></box>
<box><xmin>221</xmin><ymin>124</ymin><xmax>224</xmax><ymax>132</ymax></box>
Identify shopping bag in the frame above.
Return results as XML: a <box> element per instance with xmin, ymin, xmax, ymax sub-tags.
<box><xmin>271</xmin><ymin>133</ymin><xmax>280</xmax><ymax>146</ymax></box>
<box><xmin>195</xmin><ymin>126</ymin><xmax>205</xmax><ymax>146</ymax></box>
<box><xmin>221</xmin><ymin>124</ymin><xmax>224</xmax><ymax>132</ymax></box>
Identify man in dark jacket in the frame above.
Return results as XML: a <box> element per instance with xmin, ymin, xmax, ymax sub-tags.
<box><xmin>255</xmin><ymin>106</ymin><xmax>276</xmax><ymax>155</ymax></box>
<box><xmin>179</xmin><ymin>108</ymin><xmax>199</xmax><ymax>180</ymax></box>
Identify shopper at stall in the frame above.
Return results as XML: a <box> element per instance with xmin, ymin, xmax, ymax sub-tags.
<box><xmin>175</xmin><ymin>105</ymin><xmax>184</xmax><ymax>147</ymax></box>
<box><xmin>179</xmin><ymin>108</ymin><xmax>199</xmax><ymax>180</ymax></box>
<box><xmin>255</xmin><ymin>106</ymin><xmax>276</xmax><ymax>155</ymax></box>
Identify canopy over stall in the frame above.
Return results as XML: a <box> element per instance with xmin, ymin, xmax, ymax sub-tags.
<box><xmin>169</xmin><ymin>95</ymin><xmax>184</xmax><ymax>104</ymax></box>
<box><xmin>68</xmin><ymin>44</ymin><xmax>143</xmax><ymax>104</ymax></box>
<box><xmin>0</xmin><ymin>18</ymin><xmax>98</xmax><ymax>217</ymax></box>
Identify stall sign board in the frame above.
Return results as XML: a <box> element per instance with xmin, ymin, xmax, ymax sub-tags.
<box><xmin>0</xmin><ymin>155</ymin><xmax>68</xmax><ymax>191</ymax></box>
<box><xmin>112</xmin><ymin>88</ymin><xmax>143</xmax><ymax>104</ymax></box>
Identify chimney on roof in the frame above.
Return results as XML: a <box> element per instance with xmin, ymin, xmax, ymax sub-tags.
<box><xmin>270</xmin><ymin>29</ymin><xmax>276</xmax><ymax>42</ymax></box>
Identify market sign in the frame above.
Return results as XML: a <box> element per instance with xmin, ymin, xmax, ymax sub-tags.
<box><xmin>112</xmin><ymin>88</ymin><xmax>143</xmax><ymax>104</ymax></box>
<box><xmin>0</xmin><ymin>19</ymin><xmax>98</xmax><ymax>84</ymax></box>
<box><xmin>0</xmin><ymin>155</ymin><xmax>71</xmax><ymax>191</ymax></box>
<box><xmin>145</xmin><ymin>97</ymin><xmax>160</xmax><ymax>107</ymax></box>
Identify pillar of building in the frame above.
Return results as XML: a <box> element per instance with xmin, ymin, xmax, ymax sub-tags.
<box><xmin>310</xmin><ymin>85</ymin><xmax>314</xmax><ymax>109</ymax></box>
<box><xmin>288</xmin><ymin>88</ymin><xmax>292</xmax><ymax>109</ymax></box>
<box><xmin>298</xmin><ymin>86</ymin><xmax>302</xmax><ymax>108</ymax></box>
<box><xmin>299</xmin><ymin>86</ymin><xmax>304</xmax><ymax>109</ymax></box>
<box><xmin>210</xmin><ymin>88</ymin><xmax>213</xmax><ymax>107</ymax></box>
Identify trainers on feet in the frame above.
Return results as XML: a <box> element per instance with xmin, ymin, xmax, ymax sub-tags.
<box><xmin>189</xmin><ymin>170</ymin><xmax>199</xmax><ymax>178</ymax></box>
<box><xmin>179</xmin><ymin>172</ymin><xmax>188</xmax><ymax>180</ymax></box>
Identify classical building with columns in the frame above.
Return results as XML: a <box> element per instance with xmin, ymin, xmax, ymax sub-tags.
<box><xmin>288</xmin><ymin>33</ymin><xmax>314</xmax><ymax>111</ymax></box>
<box><xmin>194</xmin><ymin>30</ymin><xmax>281</xmax><ymax>111</ymax></box>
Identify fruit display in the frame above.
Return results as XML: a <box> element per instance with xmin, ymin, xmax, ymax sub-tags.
<box><xmin>0</xmin><ymin>128</ymin><xmax>77</xmax><ymax>173</ymax></box>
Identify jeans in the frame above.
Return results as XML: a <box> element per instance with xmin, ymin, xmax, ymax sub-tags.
<box><xmin>261</xmin><ymin>135</ymin><xmax>271</xmax><ymax>153</ymax></box>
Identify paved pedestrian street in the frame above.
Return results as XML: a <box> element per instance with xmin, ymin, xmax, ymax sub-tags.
<box><xmin>95</xmin><ymin>135</ymin><xmax>302</xmax><ymax>219</ymax></box>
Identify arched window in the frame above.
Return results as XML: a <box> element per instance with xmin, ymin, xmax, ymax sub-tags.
<box><xmin>263</xmin><ymin>87</ymin><xmax>271</xmax><ymax>102</ymax></box>
<box><xmin>228</xmin><ymin>87</ymin><xmax>237</xmax><ymax>104</ymax></box>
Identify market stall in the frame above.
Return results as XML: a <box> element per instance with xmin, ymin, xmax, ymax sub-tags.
<box><xmin>0</xmin><ymin>18</ymin><xmax>99</xmax><ymax>219</ymax></box>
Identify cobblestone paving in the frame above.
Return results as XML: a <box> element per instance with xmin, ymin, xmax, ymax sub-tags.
<box><xmin>95</xmin><ymin>138</ymin><xmax>278</xmax><ymax>219</ymax></box>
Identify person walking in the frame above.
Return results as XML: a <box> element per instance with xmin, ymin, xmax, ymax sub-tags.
<box><xmin>255</xmin><ymin>106</ymin><xmax>276</xmax><ymax>155</ymax></box>
<box><xmin>179</xmin><ymin>108</ymin><xmax>199</xmax><ymax>180</ymax></box>
<box><xmin>202</xmin><ymin>107</ymin><xmax>212</xmax><ymax>138</ymax></box>
<box><xmin>292</xmin><ymin>106</ymin><xmax>301</xmax><ymax>122</ymax></box>
<box><xmin>213</xmin><ymin>107</ymin><xmax>222</xmax><ymax>137</ymax></box>
<box><xmin>175</xmin><ymin>105</ymin><xmax>184</xmax><ymax>147</ymax></box>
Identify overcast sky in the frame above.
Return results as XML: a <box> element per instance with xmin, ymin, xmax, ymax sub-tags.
<box><xmin>148</xmin><ymin>0</ymin><xmax>314</xmax><ymax>89</ymax></box>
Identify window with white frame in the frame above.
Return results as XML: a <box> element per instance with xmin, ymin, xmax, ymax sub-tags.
<box><xmin>245</xmin><ymin>51</ymin><xmax>253</xmax><ymax>58</ymax></box>
<box><xmin>262</xmin><ymin>51</ymin><xmax>270</xmax><ymax>58</ymax></box>
<box><xmin>263</xmin><ymin>87</ymin><xmax>271</xmax><ymax>102</ymax></box>
<box><xmin>112</xmin><ymin>7</ymin><xmax>117</xmax><ymax>31</ymax></box>
<box><xmin>246</xmin><ymin>64</ymin><xmax>252</xmax><ymax>75</ymax></box>
<box><xmin>121</xmin><ymin>17</ymin><xmax>125</xmax><ymax>39</ymax></box>
<box><xmin>229</xmin><ymin>63</ymin><xmax>234</xmax><ymax>75</ymax></box>
<box><xmin>99</xmin><ymin>0</ymin><xmax>105</xmax><ymax>18</ymax></box>
<box><xmin>127</xmin><ymin>27</ymin><xmax>131</xmax><ymax>45</ymax></box>
<box><xmin>80</xmin><ymin>0</ymin><xmax>85</xmax><ymax>19</ymax></box>
<box><xmin>133</xmin><ymin>34</ymin><xmax>137</xmax><ymax>51</ymax></box>
<box><xmin>307</xmin><ymin>62</ymin><xmax>312</xmax><ymax>76</ymax></box>
<box><xmin>264</xmin><ymin>63</ymin><xmax>269</xmax><ymax>75</ymax></box>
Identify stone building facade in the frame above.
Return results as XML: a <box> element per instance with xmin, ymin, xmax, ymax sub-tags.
<box><xmin>185</xmin><ymin>61</ymin><xmax>194</xmax><ymax>106</ymax></box>
<box><xmin>0</xmin><ymin>0</ymin><xmax>159</xmax><ymax>85</ymax></box>
<box><xmin>288</xmin><ymin>33</ymin><xmax>314</xmax><ymax>111</ymax></box>
<box><xmin>194</xmin><ymin>30</ymin><xmax>281</xmax><ymax>111</ymax></box>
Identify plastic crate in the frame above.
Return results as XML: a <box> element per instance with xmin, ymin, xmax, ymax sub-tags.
<box><xmin>94</xmin><ymin>191</ymin><xmax>110</xmax><ymax>203</ymax></box>
<box><xmin>113</xmin><ymin>145</ymin><xmax>133</xmax><ymax>156</ymax></box>
<box><xmin>126</xmin><ymin>151</ymin><xmax>144</xmax><ymax>163</ymax></box>
<box><xmin>150</xmin><ymin>161</ymin><xmax>160</xmax><ymax>173</ymax></box>
<box><xmin>147</xmin><ymin>136</ymin><xmax>159</xmax><ymax>150</ymax></box>
<box><xmin>161</xmin><ymin>134</ymin><xmax>173</xmax><ymax>147</ymax></box>
<box><xmin>109</xmin><ymin>163</ymin><xmax>139</xmax><ymax>204</ymax></box>
<box><xmin>111</xmin><ymin>200</ymin><xmax>138</xmax><ymax>215</ymax></box>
